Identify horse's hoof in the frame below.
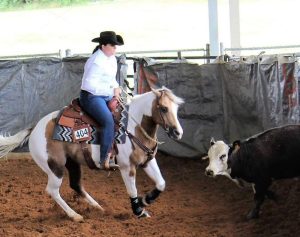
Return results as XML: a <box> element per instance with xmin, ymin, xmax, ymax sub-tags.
<box><xmin>138</xmin><ymin>210</ymin><xmax>151</xmax><ymax>218</ymax></box>
<box><xmin>138</xmin><ymin>196</ymin><xmax>147</xmax><ymax>208</ymax></box>
<box><xmin>96</xmin><ymin>204</ymin><xmax>105</xmax><ymax>212</ymax></box>
<box><xmin>72</xmin><ymin>214</ymin><xmax>84</xmax><ymax>222</ymax></box>
<box><xmin>246</xmin><ymin>210</ymin><xmax>259</xmax><ymax>220</ymax></box>
<box><xmin>266</xmin><ymin>191</ymin><xmax>278</xmax><ymax>203</ymax></box>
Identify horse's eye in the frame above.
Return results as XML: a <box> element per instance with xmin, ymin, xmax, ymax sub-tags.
<box><xmin>160</xmin><ymin>106</ymin><xmax>168</xmax><ymax>113</ymax></box>
<box><xmin>219</xmin><ymin>154</ymin><xmax>226</xmax><ymax>161</ymax></box>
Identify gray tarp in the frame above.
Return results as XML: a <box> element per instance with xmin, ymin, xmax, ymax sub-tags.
<box><xmin>0</xmin><ymin>57</ymin><xmax>84</xmax><ymax>135</ymax></box>
<box><xmin>0</xmin><ymin>55</ymin><xmax>128</xmax><ymax>135</ymax></box>
<box><xmin>134</xmin><ymin>55</ymin><xmax>300</xmax><ymax>157</ymax></box>
<box><xmin>1</xmin><ymin>54</ymin><xmax>299</xmax><ymax>158</ymax></box>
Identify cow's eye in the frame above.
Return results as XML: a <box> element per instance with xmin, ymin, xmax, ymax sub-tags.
<box><xmin>219</xmin><ymin>154</ymin><xmax>226</xmax><ymax>161</ymax></box>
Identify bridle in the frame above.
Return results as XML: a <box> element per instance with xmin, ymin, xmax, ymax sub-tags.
<box><xmin>156</xmin><ymin>90</ymin><xmax>172</xmax><ymax>135</ymax></box>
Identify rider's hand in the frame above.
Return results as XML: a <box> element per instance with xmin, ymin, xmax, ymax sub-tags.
<box><xmin>113</xmin><ymin>87</ymin><xmax>122</xmax><ymax>101</ymax></box>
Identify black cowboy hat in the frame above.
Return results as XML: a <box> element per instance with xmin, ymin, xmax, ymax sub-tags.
<box><xmin>91</xmin><ymin>31</ymin><xmax>124</xmax><ymax>46</ymax></box>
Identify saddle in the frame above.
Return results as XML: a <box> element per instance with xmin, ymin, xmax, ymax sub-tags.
<box><xmin>55</xmin><ymin>97</ymin><xmax>123</xmax><ymax>170</ymax></box>
<box><xmin>57</xmin><ymin>99</ymin><xmax>96</xmax><ymax>143</ymax></box>
<box><xmin>59</xmin><ymin>99</ymin><xmax>99</xmax><ymax>128</ymax></box>
<box><xmin>57</xmin><ymin>98</ymin><xmax>121</xmax><ymax>143</ymax></box>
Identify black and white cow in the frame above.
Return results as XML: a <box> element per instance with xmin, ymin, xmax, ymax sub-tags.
<box><xmin>204</xmin><ymin>125</ymin><xmax>300</xmax><ymax>219</ymax></box>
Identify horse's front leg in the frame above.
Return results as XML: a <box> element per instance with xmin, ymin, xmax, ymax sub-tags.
<box><xmin>119</xmin><ymin>166</ymin><xmax>150</xmax><ymax>218</ymax></box>
<box><xmin>140</xmin><ymin>158</ymin><xmax>165</xmax><ymax>207</ymax></box>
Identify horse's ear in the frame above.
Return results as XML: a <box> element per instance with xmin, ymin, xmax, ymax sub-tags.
<box><xmin>151</xmin><ymin>87</ymin><xmax>160</xmax><ymax>97</ymax></box>
<box><xmin>210</xmin><ymin>137</ymin><xmax>215</xmax><ymax>146</ymax></box>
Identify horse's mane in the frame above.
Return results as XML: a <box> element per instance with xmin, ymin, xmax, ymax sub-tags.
<box><xmin>159</xmin><ymin>86</ymin><xmax>184</xmax><ymax>105</ymax></box>
<box><xmin>130</xmin><ymin>87</ymin><xmax>184</xmax><ymax>105</ymax></box>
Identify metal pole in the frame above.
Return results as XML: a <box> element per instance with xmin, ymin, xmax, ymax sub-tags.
<box><xmin>220</xmin><ymin>42</ymin><xmax>224</xmax><ymax>56</ymax></box>
<box><xmin>177</xmin><ymin>51</ymin><xmax>182</xmax><ymax>59</ymax></box>
<box><xmin>208</xmin><ymin>0</ymin><xmax>220</xmax><ymax>56</ymax></box>
<box><xmin>66</xmin><ymin>49</ymin><xmax>72</xmax><ymax>57</ymax></box>
<box><xmin>229</xmin><ymin>0</ymin><xmax>241</xmax><ymax>56</ymax></box>
<box><xmin>206</xmin><ymin>44</ymin><xmax>211</xmax><ymax>63</ymax></box>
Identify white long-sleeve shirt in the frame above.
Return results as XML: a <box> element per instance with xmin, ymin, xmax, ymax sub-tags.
<box><xmin>81</xmin><ymin>49</ymin><xmax>119</xmax><ymax>96</ymax></box>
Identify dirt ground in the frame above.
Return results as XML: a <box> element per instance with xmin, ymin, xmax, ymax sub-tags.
<box><xmin>0</xmin><ymin>152</ymin><xmax>299</xmax><ymax>237</ymax></box>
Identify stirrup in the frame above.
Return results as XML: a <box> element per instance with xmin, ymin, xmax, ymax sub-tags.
<box><xmin>99</xmin><ymin>159</ymin><xmax>119</xmax><ymax>171</ymax></box>
<box><xmin>106</xmin><ymin>159</ymin><xmax>120</xmax><ymax>170</ymax></box>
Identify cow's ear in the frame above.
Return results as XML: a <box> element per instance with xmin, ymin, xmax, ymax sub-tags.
<box><xmin>232</xmin><ymin>140</ymin><xmax>241</xmax><ymax>152</ymax></box>
<box><xmin>210</xmin><ymin>137</ymin><xmax>215</xmax><ymax>146</ymax></box>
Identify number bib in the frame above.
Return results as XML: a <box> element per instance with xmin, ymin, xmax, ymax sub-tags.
<box><xmin>72</xmin><ymin>124</ymin><xmax>91</xmax><ymax>142</ymax></box>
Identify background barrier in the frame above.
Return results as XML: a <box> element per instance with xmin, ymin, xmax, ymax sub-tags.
<box><xmin>1</xmin><ymin>52</ymin><xmax>299</xmax><ymax>157</ymax></box>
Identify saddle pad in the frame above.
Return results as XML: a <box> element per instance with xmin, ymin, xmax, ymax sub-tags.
<box><xmin>115</xmin><ymin>105</ymin><xmax>129</xmax><ymax>144</ymax></box>
<box><xmin>52</xmin><ymin>105</ymin><xmax>129</xmax><ymax>144</ymax></box>
<box><xmin>52</xmin><ymin>124</ymin><xmax>100</xmax><ymax>144</ymax></box>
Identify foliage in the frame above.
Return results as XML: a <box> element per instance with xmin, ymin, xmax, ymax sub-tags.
<box><xmin>0</xmin><ymin>0</ymin><xmax>95</xmax><ymax>10</ymax></box>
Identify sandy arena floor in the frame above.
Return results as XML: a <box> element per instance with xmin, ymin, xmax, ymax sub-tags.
<box><xmin>0</xmin><ymin>152</ymin><xmax>299</xmax><ymax>237</ymax></box>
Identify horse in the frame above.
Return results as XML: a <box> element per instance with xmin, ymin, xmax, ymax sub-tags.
<box><xmin>0</xmin><ymin>87</ymin><xmax>184</xmax><ymax>222</ymax></box>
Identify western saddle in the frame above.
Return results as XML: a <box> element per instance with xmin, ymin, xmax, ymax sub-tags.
<box><xmin>56</xmin><ymin>98</ymin><xmax>120</xmax><ymax>169</ymax></box>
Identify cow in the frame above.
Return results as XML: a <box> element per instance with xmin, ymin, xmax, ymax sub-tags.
<box><xmin>203</xmin><ymin>125</ymin><xmax>300</xmax><ymax>219</ymax></box>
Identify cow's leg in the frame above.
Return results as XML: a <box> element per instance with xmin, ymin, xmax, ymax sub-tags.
<box><xmin>119</xmin><ymin>166</ymin><xmax>150</xmax><ymax>218</ymax></box>
<box><xmin>247</xmin><ymin>181</ymin><xmax>270</xmax><ymax>219</ymax></box>
<box><xmin>139</xmin><ymin>158</ymin><xmax>165</xmax><ymax>207</ymax></box>
<box><xmin>266</xmin><ymin>190</ymin><xmax>278</xmax><ymax>202</ymax></box>
<box><xmin>65</xmin><ymin>157</ymin><xmax>104</xmax><ymax>211</ymax></box>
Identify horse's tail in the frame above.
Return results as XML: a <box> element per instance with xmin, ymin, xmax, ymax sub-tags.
<box><xmin>0</xmin><ymin>129</ymin><xmax>31</xmax><ymax>158</ymax></box>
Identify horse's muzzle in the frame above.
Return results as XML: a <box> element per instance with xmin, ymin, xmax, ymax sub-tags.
<box><xmin>166</xmin><ymin>127</ymin><xmax>182</xmax><ymax>140</ymax></box>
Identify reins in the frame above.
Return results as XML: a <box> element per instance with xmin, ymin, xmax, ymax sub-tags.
<box><xmin>125</xmin><ymin>129</ymin><xmax>158</xmax><ymax>166</ymax></box>
<box><xmin>120</xmin><ymin>88</ymin><xmax>163</xmax><ymax>144</ymax></box>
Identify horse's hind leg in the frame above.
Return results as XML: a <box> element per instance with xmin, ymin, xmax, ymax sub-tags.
<box><xmin>46</xmin><ymin>171</ymin><xmax>84</xmax><ymax>222</ymax></box>
<box><xmin>65</xmin><ymin>157</ymin><xmax>104</xmax><ymax>212</ymax></box>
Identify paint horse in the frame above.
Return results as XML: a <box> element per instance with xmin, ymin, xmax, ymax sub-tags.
<box><xmin>0</xmin><ymin>87</ymin><xmax>184</xmax><ymax>222</ymax></box>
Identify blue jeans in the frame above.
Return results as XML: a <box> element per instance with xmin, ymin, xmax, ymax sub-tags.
<box><xmin>79</xmin><ymin>90</ymin><xmax>114</xmax><ymax>163</ymax></box>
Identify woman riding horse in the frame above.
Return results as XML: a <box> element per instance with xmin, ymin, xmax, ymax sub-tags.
<box><xmin>0</xmin><ymin>87</ymin><xmax>184</xmax><ymax>221</ymax></box>
<box><xmin>80</xmin><ymin>31</ymin><xmax>124</xmax><ymax>171</ymax></box>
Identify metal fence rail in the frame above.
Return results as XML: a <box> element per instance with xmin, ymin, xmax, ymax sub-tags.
<box><xmin>0</xmin><ymin>47</ymin><xmax>217</xmax><ymax>85</ymax></box>
<box><xmin>222</xmin><ymin>43</ymin><xmax>300</xmax><ymax>57</ymax></box>
<box><xmin>0</xmin><ymin>45</ymin><xmax>213</xmax><ymax>61</ymax></box>
<box><xmin>0</xmin><ymin>51</ymin><xmax>62</xmax><ymax>60</ymax></box>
